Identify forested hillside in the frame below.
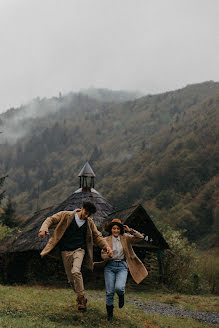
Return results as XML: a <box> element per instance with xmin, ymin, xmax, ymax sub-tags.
<box><xmin>0</xmin><ymin>82</ymin><xmax>218</xmax><ymax>248</ymax></box>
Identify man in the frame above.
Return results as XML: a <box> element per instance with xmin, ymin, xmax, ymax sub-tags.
<box><xmin>38</xmin><ymin>200</ymin><xmax>113</xmax><ymax>311</ymax></box>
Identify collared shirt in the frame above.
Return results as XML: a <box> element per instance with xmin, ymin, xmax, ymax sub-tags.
<box><xmin>75</xmin><ymin>212</ymin><xmax>86</xmax><ymax>228</ymax></box>
<box><xmin>112</xmin><ymin>235</ymin><xmax>124</xmax><ymax>260</ymax></box>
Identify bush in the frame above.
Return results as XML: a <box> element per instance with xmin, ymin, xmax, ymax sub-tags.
<box><xmin>159</xmin><ymin>224</ymin><xmax>213</xmax><ymax>294</ymax></box>
<box><xmin>0</xmin><ymin>223</ymin><xmax>13</xmax><ymax>240</ymax></box>
<box><xmin>197</xmin><ymin>254</ymin><xmax>219</xmax><ymax>294</ymax></box>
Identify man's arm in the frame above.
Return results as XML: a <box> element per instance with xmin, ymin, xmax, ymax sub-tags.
<box><xmin>38</xmin><ymin>211</ymin><xmax>63</xmax><ymax>238</ymax></box>
<box><xmin>90</xmin><ymin>220</ymin><xmax>113</xmax><ymax>256</ymax></box>
<box><xmin>101</xmin><ymin>248</ymin><xmax>112</xmax><ymax>261</ymax></box>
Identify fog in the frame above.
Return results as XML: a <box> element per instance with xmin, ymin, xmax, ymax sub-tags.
<box><xmin>0</xmin><ymin>96</ymin><xmax>66</xmax><ymax>143</ymax></box>
<box><xmin>0</xmin><ymin>88</ymin><xmax>141</xmax><ymax>143</ymax></box>
<box><xmin>0</xmin><ymin>0</ymin><xmax>218</xmax><ymax>113</ymax></box>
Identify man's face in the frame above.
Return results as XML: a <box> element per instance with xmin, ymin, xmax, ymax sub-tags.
<box><xmin>80</xmin><ymin>207</ymin><xmax>90</xmax><ymax>220</ymax></box>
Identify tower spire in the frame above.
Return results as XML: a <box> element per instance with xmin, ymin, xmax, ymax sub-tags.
<box><xmin>78</xmin><ymin>162</ymin><xmax>96</xmax><ymax>191</ymax></box>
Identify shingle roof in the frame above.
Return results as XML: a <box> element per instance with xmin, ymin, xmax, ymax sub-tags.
<box><xmin>105</xmin><ymin>204</ymin><xmax>139</xmax><ymax>223</ymax></box>
<box><xmin>0</xmin><ymin>188</ymin><xmax>113</xmax><ymax>254</ymax></box>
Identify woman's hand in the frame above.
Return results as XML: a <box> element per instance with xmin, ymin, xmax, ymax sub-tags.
<box><xmin>123</xmin><ymin>225</ymin><xmax>131</xmax><ymax>232</ymax></box>
<box><xmin>38</xmin><ymin>231</ymin><xmax>49</xmax><ymax>238</ymax></box>
<box><xmin>106</xmin><ymin>246</ymin><xmax>113</xmax><ymax>257</ymax></box>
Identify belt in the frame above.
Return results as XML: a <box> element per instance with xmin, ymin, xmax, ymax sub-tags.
<box><xmin>113</xmin><ymin>259</ymin><xmax>125</xmax><ymax>261</ymax></box>
<box><xmin>111</xmin><ymin>259</ymin><xmax>128</xmax><ymax>269</ymax></box>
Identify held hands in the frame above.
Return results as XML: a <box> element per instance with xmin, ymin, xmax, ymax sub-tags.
<box><xmin>123</xmin><ymin>225</ymin><xmax>131</xmax><ymax>232</ymax></box>
<box><xmin>38</xmin><ymin>231</ymin><xmax>49</xmax><ymax>238</ymax></box>
<box><xmin>106</xmin><ymin>246</ymin><xmax>113</xmax><ymax>257</ymax></box>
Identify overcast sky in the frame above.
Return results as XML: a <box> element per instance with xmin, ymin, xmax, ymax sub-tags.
<box><xmin>0</xmin><ymin>0</ymin><xmax>218</xmax><ymax>113</ymax></box>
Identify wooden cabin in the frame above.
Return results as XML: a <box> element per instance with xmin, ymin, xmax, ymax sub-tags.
<box><xmin>0</xmin><ymin>162</ymin><xmax>169</xmax><ymax>288</ymax></box>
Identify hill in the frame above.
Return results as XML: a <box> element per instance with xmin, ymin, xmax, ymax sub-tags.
<box><xmin>0</xmin><ymin>82</ymin><xmax>218</xmax><ymax>248</ymax></box>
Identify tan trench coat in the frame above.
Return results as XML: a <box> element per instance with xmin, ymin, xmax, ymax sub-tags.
<box><xmin>39</xmin><ymin>209</ymin><xmax>109</xmax><ymax>271</ymax></box>
<box><xmin>98</xmin><ymin>229</ymin><xmax>148</xmax><ymax>284</ymax></box>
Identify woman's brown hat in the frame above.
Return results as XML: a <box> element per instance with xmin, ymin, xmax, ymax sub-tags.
<box><xmin>104</xmin><ymin>219</ymin><xmax>124</xmax><ymax>233</ymax></box>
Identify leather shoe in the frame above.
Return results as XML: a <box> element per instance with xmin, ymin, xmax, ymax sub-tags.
<box><xmin>77</xmin><ymin>295</ymin><xmax>87</xmax><ymax>312</ymax></box>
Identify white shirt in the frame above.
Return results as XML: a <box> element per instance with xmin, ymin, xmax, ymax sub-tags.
<box><xmin>75</xmin><ymin>213</ymin><xmax>86</xmax><ymax>228</ymax></box>
<box><xmin>112</xmin><ymin>235</ymin><xmax>124</xmax><ymax>260</ymax></box>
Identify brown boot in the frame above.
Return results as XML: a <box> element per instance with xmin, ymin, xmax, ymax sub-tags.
<box><xmin>77</xmin><ymin>295</ymin><xmax>87</xmax><ymax>312</ymax></box>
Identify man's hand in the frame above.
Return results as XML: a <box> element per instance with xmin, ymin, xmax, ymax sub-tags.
<box><xmin>106</xmin><ymin>246</ymin><xmax>113</xmax><ymax>257</ymax></box>
<box><xmin>38</xmin><ymin>231</ymin><xmax>49</xmax><ymax>238</ymax></box>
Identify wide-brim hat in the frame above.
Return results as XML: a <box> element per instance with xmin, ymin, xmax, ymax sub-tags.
<box><xmin>104</xmin><ymin>219</ymin><xmax>124</xmax><ymax>233</ymax></box>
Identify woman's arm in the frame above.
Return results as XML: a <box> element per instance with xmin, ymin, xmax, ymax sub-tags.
<box><xmin>124</xmin><ymin>225</ymin><xmax>144</xmax><ymax>244</ymax></box>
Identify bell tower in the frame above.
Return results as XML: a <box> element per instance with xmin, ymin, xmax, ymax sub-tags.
<box><xmin>78</xmin><ymin>162</ymin><xmax>96</xmax><ymax>192</ymax></box>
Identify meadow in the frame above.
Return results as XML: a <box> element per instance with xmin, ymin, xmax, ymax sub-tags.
<box><xmin>0</xmin><ymin>285</ymin><xmax>218</xmax><ymax>328</ymax></box>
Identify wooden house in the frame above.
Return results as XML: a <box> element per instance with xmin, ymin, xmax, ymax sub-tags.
<box><xmin>0</xmin><ymin>162</ymin><xmax>169</xmax><ymax>288</ymax></box>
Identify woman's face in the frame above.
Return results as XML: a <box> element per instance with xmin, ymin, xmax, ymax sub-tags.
<box><xmin>111</xmin><ymin>225</ymin><xmax>121</xmax><ymax>238</ymax></box>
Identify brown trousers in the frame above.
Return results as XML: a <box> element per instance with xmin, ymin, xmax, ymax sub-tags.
<box><xmin>61</xmin><ymin>248</ymin><xmax>85</xmax><ymax>296</ymax></box>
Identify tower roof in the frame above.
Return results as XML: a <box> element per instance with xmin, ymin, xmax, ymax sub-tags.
<box><xmin>78</xmin><ymin>162</ymin><xmax>96</xmax><ymax>177</ymax></box>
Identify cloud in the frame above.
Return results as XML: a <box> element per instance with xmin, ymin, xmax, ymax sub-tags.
<box><xmin>0</xmin><ymin>0</ymin><xmax>218</xmax><ymax>113</ymax></box>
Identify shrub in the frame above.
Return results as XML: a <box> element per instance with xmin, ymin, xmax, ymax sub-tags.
<box><xmin>0</xmin><ymin>223</ymin><xmax>13</xmax><ymax>240</ymax></box>
<box><xmin>159</xmin><ymin>224</ymin><xmax>213</xmax><ymax>294</ymax></box>
<box><xmin>197</xmin><ymin>254</ymin><xmax>219</xmax><ymax>294</ymax></box>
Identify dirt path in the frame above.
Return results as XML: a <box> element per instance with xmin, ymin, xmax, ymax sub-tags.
<box><xmin>89</xmin><ymin>294</ymin><xmax>219</xmax><ymax>325</ymax></box>
<box><xmin>128</xmin><ymin>298</ymin><xmax>219</xmax><ymax>325</ymax></box>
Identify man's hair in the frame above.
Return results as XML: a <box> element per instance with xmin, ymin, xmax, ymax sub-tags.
<box><xmin>82</xmin><ymin>201</ymin><xmax>97</xmax><ymax>215</ymax></box>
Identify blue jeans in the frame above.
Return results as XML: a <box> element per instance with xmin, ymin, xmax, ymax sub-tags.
<box><xmin>104</xmin><ymin>260</ymin><xmax>128</xmax><ymax>306</ymax></box>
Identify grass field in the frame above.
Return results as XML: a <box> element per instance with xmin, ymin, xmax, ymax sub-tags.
<box><xmin>0</xmin><ymin>285</ymin><xmax>218</xmax><ymax>328</ymax></box>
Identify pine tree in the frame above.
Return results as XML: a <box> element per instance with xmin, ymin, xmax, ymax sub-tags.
<box><xmin>0</xmin><ymin>175</ymin><xmax>17</xmax><ymax>228</ymax></box>
<box><xmin>0</xmin><ymin>175</ymin><xmax>7</xmax><ymax>205</ymax></box>
<box><xmin>0</xmin><ymin>198</ymin><xmax>17</xmax><ymax>228</ymax></box>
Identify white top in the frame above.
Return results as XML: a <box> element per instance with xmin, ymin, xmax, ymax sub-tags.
<box><xmin>75</xmin><ymin>212</ymin><xmax>86</xmax><ymax>228</ymax></box>
<box><xmin>112</xmin><ymin>235</ymin><xmax>125</xmax><ymax>260</ymax></box>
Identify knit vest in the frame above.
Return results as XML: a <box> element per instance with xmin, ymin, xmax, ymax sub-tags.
<box><xmin>59</xmin><ymin>217</ymin><xmax>87</xmax><ymax>251</ymax></box>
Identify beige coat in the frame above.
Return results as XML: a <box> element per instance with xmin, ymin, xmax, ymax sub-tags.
<box><xmin>99</xmin><ymin>229</ymin><xmax>148</xmax><ymax>284</ymax></box>
<box><xmin>39</xmin><ymin>209</ymin><xmax>109</xmax><ymax>271</ymax></box>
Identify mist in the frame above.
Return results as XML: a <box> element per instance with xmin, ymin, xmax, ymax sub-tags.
<box><xmin>0</xmin><ymin>88</ymin><xmax>141</xmax><ymax>143</ymax></box>
<box><xmin>0</xmin><ymin>0</ymin><xmax>218</xmax><ymax>113</ymax></box>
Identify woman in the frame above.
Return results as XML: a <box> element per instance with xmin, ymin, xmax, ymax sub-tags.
<box><xmin>100</xmin><ymin>219</ymin><xmax>148</xmax><ymax>321</ymax></box>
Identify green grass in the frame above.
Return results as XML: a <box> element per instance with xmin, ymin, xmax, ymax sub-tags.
<box><xmin>0</xmin><ymin>285</ymin><xmax>218</xmax><ymax>328</ymax></box>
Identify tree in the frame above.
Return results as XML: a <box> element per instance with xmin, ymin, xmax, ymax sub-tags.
<box><xmin>0</xmin><ymin>175</ymin><xmax>7</xmax><ymax>205</ymax></box>
<box><xmin>0</xmin><ymin>198</ymin><xmax>17</xmax><ymax>228</ymax></box>
<box><xmin>89</xmin><ymin>145</ymin><xmax>102</xmax><ymax>164</ymax></box>
<box><xmin>159</xmin><ymin>224</ymin><xmax>203</xmax><ymax>293</ymax></box>
<box><xmin>155</xmin><ymin>190</ymin><xmax>180</xmax><ymax>210</ymax></box>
